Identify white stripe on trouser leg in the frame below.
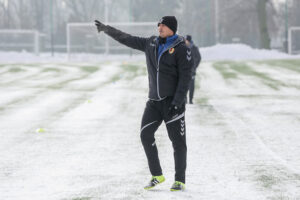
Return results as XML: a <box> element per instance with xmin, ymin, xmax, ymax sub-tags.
<box><xmin>140</xmin><ymin>121</ymin><xmax>157</xmax><ymax>133</ymax></box>
<box><xmin>166</xmin><ymin>112</ymin><xmax>185</xmax><ymax>124</ymax></box>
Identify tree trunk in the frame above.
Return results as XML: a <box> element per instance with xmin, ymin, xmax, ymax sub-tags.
<box><xmin>257</xmin><ymin>0</ymin><xmax>271</xmax><ymax>49</ymax></box>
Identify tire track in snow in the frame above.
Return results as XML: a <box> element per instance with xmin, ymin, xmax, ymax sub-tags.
<box><xmin>205</xmin><ymin>61</ymin><xmax>300</xmax><ymax>175</ymax></box>
<box><xmin>0</xmin><ymin>63</ymin><xmax>126</xmax><ymax>200</ymax></box>
<box><xmin>0</xmin><ymin>64</ymin><xmax>99</xmax><ymax>114</ymax></box>
<box><xmin>0</xmin><ymin>63</ymin><xmax>123</xmax><ymax>156</ymax></box>
<box><xmin>0</xmin><ymin>64</ymin><xmax>53</xmax><ymax>86</ymax></box>
<box><xmin>211</xmin><ymin>102</ymin><xmax>300</xmax><ymax>175</ymax></box>
<box><xmin>198</xmin><ymin>62</ymin><xmax>300</xmax><ymax>199</ymax></box>
<box><xmin>0</xmin><ymin>63</ymin><xmax>144</xmax><ymax>200</ymax></box>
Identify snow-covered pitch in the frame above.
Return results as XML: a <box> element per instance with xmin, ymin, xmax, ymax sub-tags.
<box><xmin>0</xmin><ymin>44</ymin><xmax>300</xmax><ymax>200</ymax></box>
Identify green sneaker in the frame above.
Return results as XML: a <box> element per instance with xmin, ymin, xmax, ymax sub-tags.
<box><xmin>170</xmin><ymin>181</ymin><xmax>185</xmax><ymax>191</ymax></box>
<box><xmin>144</xmin><ymin>175</ymin><xmax>165</xmax><ymax>190</ymax></box>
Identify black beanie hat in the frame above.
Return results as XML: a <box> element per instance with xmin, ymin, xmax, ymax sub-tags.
<box><xmin>157</xmin><ymin>16</ymin><xmax>177</xmax><ymax>34</ymax></box>
<box><xmin>186</xmin><ymin>35</ymin><xmax>192</xmax><ymax>42</ymax></box>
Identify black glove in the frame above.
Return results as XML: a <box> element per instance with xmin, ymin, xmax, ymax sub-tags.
<box><xmin>94</xmin><ymin>20</ymin><xmax>107</xmax><ymax>33</ymax></box>
<box><xmin>168</xmin><ymin>104</ymin><xmax>179</xmax><ymax>117</ymax></box>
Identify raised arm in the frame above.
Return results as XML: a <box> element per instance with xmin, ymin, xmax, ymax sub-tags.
<box><xmin>95</xmin><ymin>20</ymin><xmax>148</xmax><ymax>52</ymax></box>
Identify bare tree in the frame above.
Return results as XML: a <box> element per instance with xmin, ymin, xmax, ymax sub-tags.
<box><xmin>0</xmin><ymin>1</ymin><xmax>11</xmax><ymax>28</ymax></box>
<box><xmin>31</xmin><ymin>0</ymin><xmax>44</xmax><ymax>31</ymax></box>
<box><xmin>65</xmin><ymin>0</ymin><xmax>104</xmax><ymax>22</ymax></box>
<box><xmin>257</xmin><ymin>0</ymin><xmax>271</xmax><ymax>49</ymax></box>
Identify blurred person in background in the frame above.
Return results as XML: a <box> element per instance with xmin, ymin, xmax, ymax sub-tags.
<box><xmin>185</xmin><ymin>35</ymin><xmax>201</xmax><ymax>104</ymax></box>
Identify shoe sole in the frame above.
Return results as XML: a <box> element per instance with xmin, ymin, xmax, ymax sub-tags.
<box><xmin>170</xmin><ymin>188</ymin><xmax>184</xmax><ymax>191</ymax></box>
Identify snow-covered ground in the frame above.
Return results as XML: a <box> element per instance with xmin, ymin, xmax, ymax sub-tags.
<box><xmin>0</xmin><ymin>44</ymin><xmax>300</xmax><ymax>199</ymax></box>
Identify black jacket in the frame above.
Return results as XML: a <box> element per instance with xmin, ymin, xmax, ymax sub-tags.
<box><xmin>103</xmin><ymin>25</ymin><xmax>193</xmax><ymax>107</ymax></box>
<box><xmin>190</xmin><ymin>43</ymin><xmax>201</xmax><ymax>76</ymax></box>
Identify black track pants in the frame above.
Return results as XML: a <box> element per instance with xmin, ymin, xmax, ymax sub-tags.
<box><xmin>188</xmin><ymin>76</ymin><xmax>195</xmax><ymax>103</ymax></box>
<box><xmin>140</xmin><ymin>97</ymin><xmax>187</xmax><ymax>183</ymax></box>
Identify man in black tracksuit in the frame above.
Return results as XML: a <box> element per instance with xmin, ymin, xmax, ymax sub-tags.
<box><xmin>185</xmin><ymin>35</ymin><xmax>201</xmax><ymax>104</ymax></box>
<box><xmin>95</xmin><ymin>16</ymin><xmax>193</xmax><ymax>191</ymax></box>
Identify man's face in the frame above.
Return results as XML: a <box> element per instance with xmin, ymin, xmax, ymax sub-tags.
<box><xmin>158</xmin><ymin>24</ymin><xmax>174</xmax><ymax>38</ymax></box>
<box><xmin>185</xmin><ymin>40</ymin><xmax>190</xmax><ymax>46</ymax></box>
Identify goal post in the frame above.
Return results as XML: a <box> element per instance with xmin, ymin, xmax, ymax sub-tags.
<box><xmin>66</xmin><ymin>22</ymin><xmax>157</xmax><ymax>58</ymax></box>
<box><xmin>0</xmin><ymin>29</ymin><xmax>40</xmax><ymax>55</ymax></box>
<box><xmin>288</xmin><ymin>27</ymin><xmax>300</xmax><ymax>55</ymax></box>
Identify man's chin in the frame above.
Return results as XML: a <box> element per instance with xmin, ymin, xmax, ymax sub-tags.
<box><xmin>159</xmin><ymin>34</ymin><xmax>166</xmax><ymax>38</ymax></box>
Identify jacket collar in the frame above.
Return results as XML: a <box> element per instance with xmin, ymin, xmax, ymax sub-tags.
<box><xmin>154</xmin><ymin>35</ymin><xmax>184</xmax><ymax>47</ymax></box>
<box><xmin>166</xmin><ymin>34</ymin><xmax>178</xmax><ymax>43</ymax></box>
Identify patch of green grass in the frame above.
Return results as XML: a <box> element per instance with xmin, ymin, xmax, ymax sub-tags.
<box><xmin>257</xmin><ymin>59</ymin><xmax>300</xmax><ymax>73</ymax></box>
<box><xmin>4</xmin><ymin>63</ymin><xmax>38</xmax><ymax>67</ymax></box>
<box><xmin>44</xmin><ymin>66</ymin><xmax>101</xmax><ymax>89</ymax></box>
<box><xmin>102</xmin><ymin>73</ymin><xmax>124</xmax><ymax>85</ymax></box>
<box><xmin>257</xmin><ymin>174</ymin><xmax>279</xmax><ymax>189</ymax></box>
<box><xmin>46</xmin><ymin>74</ymin><xmax>92</xmax><ymax>89</ymax></box>
<box><xmin>8</xmin><ymin>67</ymin><xmax>25</xmax><ymax>73</ymax></box>
<box><xmin>235</xmin><ymin>94</ymin><xmax>289</xmax><ymax>100</ymax></box>
<box><xmin>229</xmin><ymin>61</ymin><xmax>283</xmax><ymax>90</ymax></box>
<box><xmin>121</xmin><ymin>63</ymin><xmax>147</xmax><ymax>80</ymax></box>
<box><xmin>42</xmin><ymin>68</ymin><xmax>61</xmax><ymax>72</ymax></box>
<box><xmin>214</xmin><ymin>61</ymin><xmax>298</xmax><ymax>90</ymax></box>
<box><xmin>80</xmin><ymin>66</ymin><xmax>100</xmax><ymax>73</ymax></box>
<box><xmin>270</xmin><ymin>196</ymin><xmax>291</xmax><ymax>200</ymax></box>
<box><xmin>109</xmin><ymin>74</ymin><xmax>122</xmax><ymax>83</ymax></box>
<box><xmin>195</xmin><ymin>97</ymin><xmax>208</xmax><ymax>105</ymax></box>
<box><xmin>122</xmin><ymin>63</ymin><xmax>140</xmax><ymax>73</ymax></box>
<box><xmin>236</xmin><ymin>94</ymin><xmax>261</xmax><ymax>99</ymax></box>
<box><xmin>195</xmin><ymin>75</ymin><xmax>201</xmax><ymax>90</ymax></box>
<box><xmin>103</xmin><ymin>63</ymin><xmax>146</xmax><ymax>84</ymax></box>
<box><xmin>71</xmin><ymin>197</ymin><xmax>91</xmax><ymax>200</ymax></box>
<box><xmin>229</xmin><ymin>62</ymin><xmax>272</xmax><ymax>80</ymax></box>
<box><xmin>213</xmin><ymin>62</ymin><xmax>239</xmax><ymax>80</ymax></box>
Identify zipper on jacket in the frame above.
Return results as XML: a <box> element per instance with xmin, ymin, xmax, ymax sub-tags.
<box><xmin>154</xmin><ymin>45</ymin><xmax>162</xmax><ymax>99</ymax></box>
<box><xmin>155</xmin><ymin>38</ymin><xmax>183</xmax><ymax>100</ymax></box>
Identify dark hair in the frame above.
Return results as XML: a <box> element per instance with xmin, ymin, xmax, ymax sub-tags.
<box><xmin>186</xmin><ymin>35</ymin><xmax>192</xmax><ymax>42</ymax></box>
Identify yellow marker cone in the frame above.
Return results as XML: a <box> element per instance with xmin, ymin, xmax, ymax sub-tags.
<box><xmin>36</xmin><ymin>128</ymin><xmax>45</xmax><ymax>133</ymax></box>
